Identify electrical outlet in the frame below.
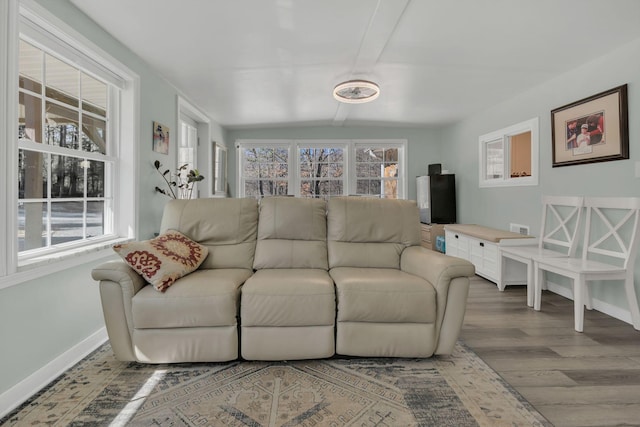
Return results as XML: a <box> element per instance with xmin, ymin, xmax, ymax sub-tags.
<box><xmin>635</xmin><ymin>161</ymin><xmax>640</xmax><ymax>178</ymax></box>
<box><xmin>510</xmin><ymin>223</ymin><xmax>530</xmax><ymax>235</ymax></box>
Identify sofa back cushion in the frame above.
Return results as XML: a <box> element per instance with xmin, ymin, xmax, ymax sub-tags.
<box><xmin>160</xmin><ymin>198</ymin><xmax>258</xmax><ymax>269</ymax></box>
<box><xmin>327</xmin><ymin>197</ymin><xmax>421</xmax><ymax>269</ymax></box>
<box><xmin>253</xmin><ymin>197</ymin><xmax>328</xmax><ymax>270</ymax></box>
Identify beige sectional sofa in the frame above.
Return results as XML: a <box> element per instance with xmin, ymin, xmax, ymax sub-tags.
<box><xmin>91</xmin><ymin>196</ymin><xmax>475</xmax><ymax>363</ymax></box>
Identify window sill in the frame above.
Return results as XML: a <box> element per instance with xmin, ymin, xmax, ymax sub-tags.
<box><xmin>0</xmin><ymin>237</ymin><xmax>132</xmax><ymax>290</ymax></box>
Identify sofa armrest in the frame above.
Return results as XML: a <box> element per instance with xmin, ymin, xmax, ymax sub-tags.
<box><xmin>401</xmin><ymin>246</ymin><xmax>475</xmax><ymax>355</ymax></box>
<box><xmin>91</xmin><ymin>260</ymin><xmax>147</xmax><ymax>361</ymax></box>
<box><xmin>91</xmin><ymin>260</ymin><xmax>147</xmax><ymax>295</ymax></box>
<box><xmin>400</xmin><ymin>246</ymin><xmax>475</xmax><ymax>292</ymax></box>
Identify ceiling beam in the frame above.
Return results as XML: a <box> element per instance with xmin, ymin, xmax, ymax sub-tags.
<box><xmin>332</xmin><ymin>0</ymin><xmax>410</xmax><ymax>126</ymax></box>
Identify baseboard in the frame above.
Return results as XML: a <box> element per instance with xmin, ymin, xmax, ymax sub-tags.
<box><xmin>0</xmin><ymin>327</ymin><xmax>108</xmax><ymax>419</ymax></box>
<box><xmin>545</xmin><ymin>281</ymin><xmax>633</xmax><ymax>325</ymax></box>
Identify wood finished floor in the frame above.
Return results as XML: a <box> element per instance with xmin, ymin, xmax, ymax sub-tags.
<box><xmin>461</xmin><ymin>276</ymin><xmax>640</xmax><ymax>427</ymax></box>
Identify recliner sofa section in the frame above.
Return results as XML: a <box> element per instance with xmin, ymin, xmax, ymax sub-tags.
<box><xmin>91</xmin><ymin>196</ymin><xmax>475</xmax><ymax>363</ymax></box>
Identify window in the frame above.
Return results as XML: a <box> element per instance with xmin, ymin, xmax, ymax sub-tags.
<box><xmin>237</xmin><ymin>140</ymin><xmax>407</xmax><ymax>199</ymax></box>
<box><xmin>1</xmin><ymin>1</ymin><xmax>138</xmax><ymax>284</ymax></box>
<box><xmin>179</xmin><ymin>117</ymin><xmax>198</xmax><ymax>199</ymax></box>
<box><xmin>354</xmin><ymin>143</ymin><xmax>402</xmax><ymax>198</ymax></box>
<box><xmin>479</xmin><ymin>118</ymin><xmax>539</xmax><ymax>188</ymax></box>
<box><xmin>212</xmin><ymin>142</ymin><xmax>227</xmax><ymax>197</ymax></box>
<box><xmin>298</xmin><ymin>144</ymin><xmax>345</xmax><ymax>199</ymax></box>
<box><xmin>18</xmin><ymin>39</ymin><xmax>115</xmax><ymax>255</ymax></box>
<box><xmin>239</xmin><ymin>143</ymin><xmax>291</xmax><ymax>198</ymax></box>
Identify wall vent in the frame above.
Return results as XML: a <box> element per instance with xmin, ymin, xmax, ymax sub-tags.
<box><xmin>509</xmin><ymin>223</ymin><xmax>530</xmax><ymax>235</ymax></box>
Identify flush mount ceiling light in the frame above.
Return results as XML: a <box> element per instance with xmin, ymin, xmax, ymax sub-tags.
<box><xmin>333</xmin><ymin>80</ymin><xmax>380</xmax><ymax>104</ymax></box>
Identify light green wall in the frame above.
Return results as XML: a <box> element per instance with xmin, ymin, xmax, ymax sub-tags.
<box><xmin>226</xmin><ymin>126</ymin><xmax>445</xmax><ymax>200</ymax></box>
<box><xmin>0</xmin><ymin>257</ymin><xmax>113</xmax><ymax>394</ymax></box>
<box><xmin>441</xmin><ymin>37</ymin><xmax>640</xmax><ymax>310</ymax></box>
<box><xmin>0</xmin><ymin>0</ymin><xmax>201</xmax><ymax>397</ymax></box>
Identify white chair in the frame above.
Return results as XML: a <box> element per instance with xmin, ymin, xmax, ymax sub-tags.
<box><xmin>499</xmin><ymin>195</ymin><xmax>584</xmax><ymax>307</ymax></box>
<box><xmin>534</xmin><ymin>197</ymin><xmax>640</xmax><ymax>332</ymax></box>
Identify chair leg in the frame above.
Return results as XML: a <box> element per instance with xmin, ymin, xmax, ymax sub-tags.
<box><xmin>574</xmin><ymin>276</ymin><xmax>585</xmax><ymax>332</ymax></box>
<box><xmin>526</xmin><ymin>260</ymin><xmax>534</xmax><ymax>307</ymax></box>
<box><xmin>534</xmin><ymin>263</ymin><xmax>542</xmax><ymax>311</ymax></box>
<box><xmin>624</xmin><ymin>274</ymin><xmax>640</xmax><ymax>331</ymax></box>
<box><xmin>497</xmin><ymin>255</ymin><xmax>506</xmax><ymax>291</ymax></box>
<box><xmin>584</xmin><ymin>282</ymin><xmax>593</xmax><ymax>310</ymax></box>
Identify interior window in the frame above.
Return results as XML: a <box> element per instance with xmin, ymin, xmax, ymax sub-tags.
<box><xmin>479</xmin><ymin>118</ymin><xmax>539</xmax><ymax>188</ymax></box>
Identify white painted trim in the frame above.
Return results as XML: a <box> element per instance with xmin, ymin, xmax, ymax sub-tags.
<box><xmin>0</xmin><ymin>327</ymin><xmax>108</xmax><ymax>419</ymax></box>
<box><xmin>19</xmin><ymin>0</ymin><xmax>129</xmax><ymax>87</ymax></box>
<box><xmin>0</xmin><ymin>245</ymin><xmax>119</xmax><ymax>290</ymax></box>
<box><xmin>545</xmin><ymin>280</ymin><xmax>633</xmax><ymax>326</ymax></box>
<box><xmin>177</xmin><ymin>95</ymin><xmax>210</xmax><ymax>124</ymax></box>
<box><xmin>1</xmin><ymin>0</ymin><xmax>19</xmax><ymax>278</ymax></box>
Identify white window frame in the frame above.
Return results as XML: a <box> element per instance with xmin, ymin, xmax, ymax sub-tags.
<box><xmin>237</xmin><ymin>140</ymin><xmax>293</xmax><ymax>198</ymax></box>
<box><xmin>212</xmin><ymin>142</ymin><xmax>228</xmax><ymax>197</ymax></box>
<box><xmin>0</xmin><ymin>0</ymin><xmax>139</xmax><ymax>288</ymax></box>
<box><xmin>236</xmin><ymin>139</ymin><xmax>407</xmax><ymax>199</ymax></box>
<box><xmin>479</xmin><ymin>117</ymin><xmax>539</xmax><ymax>188</ymax></box>
<box><xmin>177</xmin><ymin>95</ymin><xmax>210</xmax><ymax>198</ymax></box>
<box><xmin>178</xmin><ymin>114</ymin><xmax>198</xmax><ymax>199</ymax></box>
<box><xmin>295</xmin><ymin>140</ymin><xmax>349</xmax><ymax>198</ymax></box>
<box><xmin>351</xmin><ymin>140</ymin><xmax>407</xmax><ymax>199</ymax></box>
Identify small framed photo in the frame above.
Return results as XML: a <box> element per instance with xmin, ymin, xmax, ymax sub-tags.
<box><xmin>551</xmin><ymin>84</ymin><xmax>628</xmax><ymax>167</ymax></box>
<box><xmin>152</xmin><ymin>121</ymin><xmax>170</xmax><ymax>154</ymax></box>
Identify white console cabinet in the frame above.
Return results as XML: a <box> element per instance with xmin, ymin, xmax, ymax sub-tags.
<box><xmin>445</xmin><ymin>224</ymin><xmax>535</xmax><ymax>288</ymax></box>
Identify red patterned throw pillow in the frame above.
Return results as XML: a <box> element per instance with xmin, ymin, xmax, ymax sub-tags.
<box><xmin>113</xmin><ymin>230</ymin><xmax>208</xmax><ymax>292</ymax></box>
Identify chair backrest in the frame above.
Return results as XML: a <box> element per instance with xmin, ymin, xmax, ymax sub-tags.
<box><xmin>538</xmin><ymin>195</ymin><xmax>585</xmax><ymax>256</ymax></box>
<box><xmin>253</xmin><ymin>196</ymin><xmax>328</xmax><ymax>270</ymax></box>
<box><xmin>581</xmin><ymin>197</ymin><xmax>640</xmax><ymax>269</ymax></box>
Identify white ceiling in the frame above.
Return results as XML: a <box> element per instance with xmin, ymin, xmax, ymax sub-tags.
<box><xmin>70</xmin><ymin>0</ymin><xmax>640</xmax><ymax>129</ymax></box>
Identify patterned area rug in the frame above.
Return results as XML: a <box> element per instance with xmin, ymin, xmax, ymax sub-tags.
<box><xmin>2</xmin><ymin>342</ymin><xmax>551</xmax><ymax>426</ymax></box>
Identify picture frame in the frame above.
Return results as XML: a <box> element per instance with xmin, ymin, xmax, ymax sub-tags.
<box><xmin>152</xmin><ymin>121</ymin><xmax>170</xmax><ymax>154</ymax></box>
<box><xmin>551</xmin><ymin>84</ymin><xmax>628</xmax><ymax>167</ymax></box>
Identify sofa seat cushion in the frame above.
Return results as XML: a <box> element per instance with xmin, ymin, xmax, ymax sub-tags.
<box><xmin>132</xmin><ymin>268</ymin><xmax>252</xmax><ymax>329</ymax></box>
<box><xmin>241</xmin><ymin>269</ymin><xmax>335</xmax><ymax>327</ymax></box>
<box><xmin>330</xmin><ymin>267</ymin><xmax>436</xmax><ymax>323</ymax></box>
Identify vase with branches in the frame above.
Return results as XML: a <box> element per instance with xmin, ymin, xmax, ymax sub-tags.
<box><xmin>154</xmin><ymin>160</ymin><xmax>204</xmax><ymax>199</ymax></box>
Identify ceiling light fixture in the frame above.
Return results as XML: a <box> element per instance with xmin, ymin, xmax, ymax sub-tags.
<box><xmin>333</xmin><ymin>80</ymin><xmax>380</xmax><ymax>104</ymax></box>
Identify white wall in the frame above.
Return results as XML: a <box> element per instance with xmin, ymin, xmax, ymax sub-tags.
<box><xmin>441</xmin><ymin>36</ymin><xmax>640</xmax><ymax>313</ymax></box>
<box><xmin>226</xmin><ymin>126</ymin><xmax>446</xmax><ymax>200</ymax></box>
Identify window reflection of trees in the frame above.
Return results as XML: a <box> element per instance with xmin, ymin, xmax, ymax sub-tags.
<box><xmin>243</xmin><ymin>147</ymin><xmax>289</xmax><ymax>197</ymax></box>
<box><xmin>299</xmin><ymin>147</ymin><xmax>344</xmax><ymax>199</ymax></box>
<box><xmin>241</xmin><ymin>143</ymin><xmax>401</xmax><ymax>199</ymax></box>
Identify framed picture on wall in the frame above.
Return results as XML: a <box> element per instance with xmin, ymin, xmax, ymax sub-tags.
<box><xmin>152</xmin><ymin>121</ymin><xmax>170</xmax><ymax>154</ymax></box>
<box><xmin>551</xmin><ymin>84</ymin><xmax>628</xmax><ymax>167</ymax></box>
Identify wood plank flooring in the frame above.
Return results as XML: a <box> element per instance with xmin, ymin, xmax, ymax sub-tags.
<box><xmin>460</xmin><ymin>276</ymin><xmax>640</xmax><ymax>427</ymax></box>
